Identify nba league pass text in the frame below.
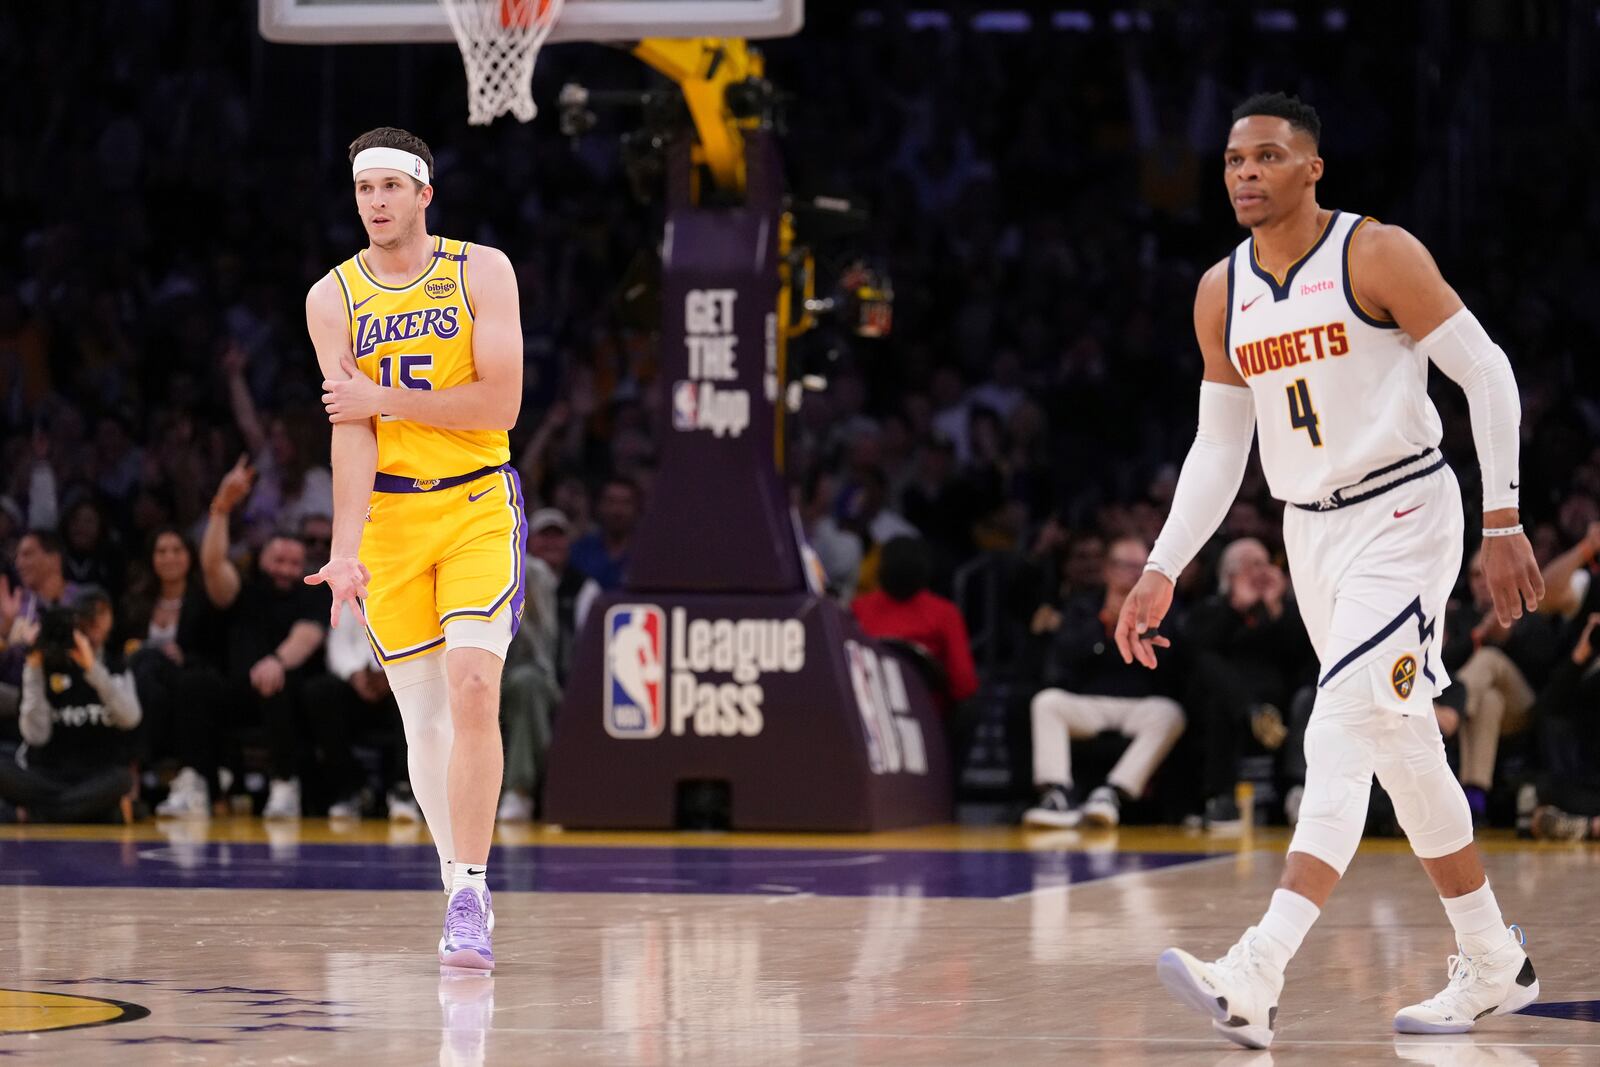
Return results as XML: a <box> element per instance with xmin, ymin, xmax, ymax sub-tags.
<box><xmin>606</xmin><ymin>606</ymin><xmax>805</xmax><ymax>739</ymax></box>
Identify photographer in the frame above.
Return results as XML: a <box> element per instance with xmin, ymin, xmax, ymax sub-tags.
<box><xmin>0</xmin><ymin>589</ymin><xmax>142</xmax><ymax>822</ymax></box>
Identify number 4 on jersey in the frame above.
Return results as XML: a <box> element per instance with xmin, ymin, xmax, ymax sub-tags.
<box><xmin>1286</xmin><ymin>377</ymin><xmax>1323</xmax><ymax>447</ymax></box>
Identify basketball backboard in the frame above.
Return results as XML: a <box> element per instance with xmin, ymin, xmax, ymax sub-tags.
<box><xmin>259</xmin><ymin>0</ymin><xmax>803</xmax><ymax>44</ymax></box>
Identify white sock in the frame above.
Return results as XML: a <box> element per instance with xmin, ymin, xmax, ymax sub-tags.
<box><xmin>390</xmin><ymin>656</ymin><xmax>456</xmax><ymax>892</ymax></box>
<box><xmin>1256</xmin><ymin>889</ymin><xmax>1321</xmax><ymax>972</ymax></box>
<box><xmin>451</xmin><ymin>862</ymin><xmax>488</xmax><ymax>901</ymax></box>
<box><xmin>1441</xmin><ymin>880</ymin><xmax>1513</xmax><ymax>957</ymax></box>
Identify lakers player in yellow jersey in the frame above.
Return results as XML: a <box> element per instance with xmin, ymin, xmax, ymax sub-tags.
<box><xmin>304</xmin><ymin>127</ymin><xmax>522</xmax><ymax>971</ymax></box>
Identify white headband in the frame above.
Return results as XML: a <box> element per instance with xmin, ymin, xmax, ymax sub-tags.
<box><xmin>351</xmin><ymin>147</ymin><xmax>430</xmax><ymax>186</ymax></box>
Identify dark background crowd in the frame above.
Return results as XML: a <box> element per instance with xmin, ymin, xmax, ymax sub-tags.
<box><xmin>1</xmin><ymin>1</ymin><xmax>1597</xmax><ymax>837</ymax></box>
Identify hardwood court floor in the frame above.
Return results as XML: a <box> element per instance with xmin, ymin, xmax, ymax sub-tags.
<box><xmin>1</xmin><ymin>820</ymin><xmax>1596</xmax><ymax>1065</ymax></box>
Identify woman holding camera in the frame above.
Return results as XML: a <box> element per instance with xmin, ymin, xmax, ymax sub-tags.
<box><xmin>0</xmin><ymin>587</ymin><xmax>142</xmax><ymax>823</ymax></box>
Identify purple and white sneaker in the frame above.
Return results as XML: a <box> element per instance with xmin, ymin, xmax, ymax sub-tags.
<box><xmin>438</xmin><ymin>887</ymin><xmax>495</xmax><ymax>971</ymax></box>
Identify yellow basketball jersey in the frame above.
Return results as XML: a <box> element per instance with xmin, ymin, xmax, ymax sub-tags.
<box><xmin>329</xmin><ymin>235</ymin><xmax>509</xmax><ymax>480</ymax></box>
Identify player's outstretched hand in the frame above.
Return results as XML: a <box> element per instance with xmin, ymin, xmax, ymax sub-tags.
<box><xmin>1114</xmin><ymin>569</ymin><xmax>1175</xmax><ymax>669</ymax></box>
<box><xmin>1480</xmin><ymin>522</ymin><xmax>1544</xmax><ymax>628</ymax></box>
<box><xmin>322</xmin><ymin>355</ymin><xmax>386</xmax><ymax>423</ymax></box>
<box><xmin>305</xmin><ymin>555</ymin><xmax>370</xmax><ymax>628</ymax></box>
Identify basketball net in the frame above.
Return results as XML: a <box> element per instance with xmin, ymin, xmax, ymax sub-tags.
<box><xmin>439</xmin><ymin>0</ymin><xmax>563</xmax><ymax>125</ymax></box>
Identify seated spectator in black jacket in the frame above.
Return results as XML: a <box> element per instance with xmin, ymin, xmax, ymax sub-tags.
<box><xmin>1022</xmin><ymin>535</ymin><xmax>1186</xmax><ymax>829</ymax></box>
<box><xmin>1183</xmin><ymin>537</ymin><xmax>1314</xmax><ymax>830</ymax></box>
<box><xmin>0</xmin><ymin>589</ymin><xmax>141</xmax><ymax>822</ymax></box>
<box><xmin>304</xmin><ymin>603</ymin><xmax>417</xmax><ymax>821</ymax></box>
<box><xmin>155</xmin><ymin>457</ymin><xmax>325</xmax><ymax>820</ymax></box>
<box><xmin>1530</xmin><ymin>611</ymin><xmax>1600</xmax><ymax>841</ymax></box>
<box><xmin>121</xmin><ymin>527</ymin><xmax>229</xmax><ymax>791</ymax></box>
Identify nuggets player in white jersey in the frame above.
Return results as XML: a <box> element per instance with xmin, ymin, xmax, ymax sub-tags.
<box><xmin>303</xmin><ymin>127</ymin><xmax>524</xmax><ymax>971</ymax></box>
<box><xmin>1116</xmin><ymin>94</ymin><xmax>1548</xmax><ymax>1048</ymax></box>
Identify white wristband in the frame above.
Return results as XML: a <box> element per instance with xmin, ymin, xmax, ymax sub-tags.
<box><xmin>1144</xmin><ymin>561</ymin><xmax>1177</xmax><ymax>583</ymax></box>
<box><xmin>1481</xmin><ymin>524</ymin><xmax>1523</xmax><ymax>538</ymax></box>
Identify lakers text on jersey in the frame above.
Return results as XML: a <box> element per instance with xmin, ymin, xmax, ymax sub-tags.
<box><xmin>331</xmin><ymin>235</ymin><xmax>509</xmax><ymax>481</ymax></box>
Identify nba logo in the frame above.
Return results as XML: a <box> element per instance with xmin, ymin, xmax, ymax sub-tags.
<box><xmin>671</xmin><ymin>381</ymin><xmax>698</xmax><ymax>431</ymax></box>
<box><xmin>604</xmin><ymin>604</ymin><xmax>666</xmax><ymax>739</ymax></box>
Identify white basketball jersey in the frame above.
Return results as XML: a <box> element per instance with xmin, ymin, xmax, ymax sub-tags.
<box><xmin>1225</xmin><ymin>210</ymin><xmax>1443</xmax><ymax>505</ymax></box>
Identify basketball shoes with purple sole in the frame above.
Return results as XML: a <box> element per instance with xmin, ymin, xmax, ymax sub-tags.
<box><xmin>438</xmin><ymin>887</ymin><xmax>495</xmax><ymax>971</ymax></box>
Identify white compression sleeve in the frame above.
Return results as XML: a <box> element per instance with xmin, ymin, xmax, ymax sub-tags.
<box><xmin>1146</xmin><ymin>381</ymin><xmax>1256</xmax><ymax>581</ymax></box>
<box><xmin>1417</xmin><ymin>308</ymin><xmax>1522</xmax><ymax>512</ymax></box>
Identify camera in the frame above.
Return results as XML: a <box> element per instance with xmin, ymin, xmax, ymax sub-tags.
<box><xmin>35</xmin><ymin>607</ymin><xmax>80</xmax><ymax>675</ymax></box>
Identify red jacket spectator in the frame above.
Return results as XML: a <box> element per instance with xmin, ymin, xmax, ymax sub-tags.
<box><xmin>850</xmin><ymin>538</ymin><xmax>979</xmax><ymax>705</ymax></box>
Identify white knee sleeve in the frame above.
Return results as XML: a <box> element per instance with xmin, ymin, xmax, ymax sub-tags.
<box><xmin>1289</xmin><ymin>690</ymin><xmax>1377</xmax><ymax>877</ymax></box>
<box><xmin>444</xmin><ymin>613</ymin><xmax>515</xmax><ymax>660</ymax></box>
<box><xmin>388</xmin><ymin>651</ymin><xmax>456</xmax><ymax>890</ymax></box>
<box><xmin>1375</xmin><ymin>716</ymin><xmax>1474</xmax><ymax>859</ymax></box>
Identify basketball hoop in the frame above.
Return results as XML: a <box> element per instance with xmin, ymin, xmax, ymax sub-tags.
<box><xmin>438</xmin><ymin>0</ymin><xmax>563</xmax><ymax>125</ymax></box>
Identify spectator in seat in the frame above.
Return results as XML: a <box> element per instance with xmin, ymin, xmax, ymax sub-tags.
<box><xmin>498</xmin><ymin>508</ymin><xmax>599</xmax><ymax>823</ymax></box>
<box><xmin>159</xmin><ymin>456</ymin><xmax>326</xmax><ymax>819</ymax></box>
<box><xmin>1022</xmin><ymin>535</ymin><xmax>1186</xmax><ymax>830</ymax></box>
<box><xmin>569</xmin><ymin>476</ymin><xmax>639</xmax><ymax>591</ymax></box>
<box><xmin>852</xmin><ymin>536</ymin><xmax>980</xmax><ymax>776</ymax></box>
<box><xmin>304</xmin><ymin>603</ymin><xmax>419</xmax><ymax>821</ymax></box>
<box><xmin>1528</xmin><ymin>611</ymin><xmax>1600</xmax><ymax>841</ymax></box>
<box><xmin>1439</xmin><ymin>540</ymin><xmax>1589</xmax><ymax>822</ymax></box>
<box><xmin>60</xmin><ymin>496</ymin><xmax>127</xmax><ymax>601</ymax></box>
<box><xmin>1</xmin><ymin>530</ymin><xmax>83</xmax><ymax>718</ymax></box>
<box><xmin>799</xmin><ymin>468</ymin><xmax>864</xmax><ymax>604</ymax></box>
<box><xmin>121</xmin><ymin>527</ymin><xmax>227</xmax><ymax>804</ymax></box>
<box><xmin>0</xmin><ymin>588</ymin><xmax>141</xmax><ymax>823</ymax></box>
<box><xmin>1183</xmin><ymin>537</ymin><xmax>1314</xmax><ymax>830</ymax></box>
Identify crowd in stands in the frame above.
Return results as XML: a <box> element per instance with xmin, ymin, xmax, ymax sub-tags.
<box><xmin>2</xmin><ymin>3</ymin><xmax>1598</xmax><ymax>838</ymax></box>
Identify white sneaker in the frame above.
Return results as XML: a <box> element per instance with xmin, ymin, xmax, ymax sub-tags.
<box><xmin>496</xmin><ymin>791</ymin><xmax>534</xmax><ymax>823</ymax></box>
<box><xmin>1394</xmin><ymin>928</ymin><xmax>1539</xmax><ymax>1034</ymax></box>
<box><xmin>155</xmin><ymin>768</ymin><xmax>211</xmax><ymax>819</ymax></box>
<box><xmin>262</xmin><ymin>778</ymin><xmax>302</xmax><ymax>819</ymax></box>
<box><xmin>327</xmin><ymin>794</ymin><xmax>364</xmax><ymax>819</ymax></box>
<box><xmin>1080</xmin><ymin>785</ymin><xmax>1121</xmax><ymax>828</ymax></box>
<box><xmin>388</xmin><ymin>788</ymin><xmax>423</xmax><ymax>823</ymax></box>
<box><xmin>1157</xmin><ymin>927</ymin><xmax>1285</xmax><ymax>1049</ymax></box>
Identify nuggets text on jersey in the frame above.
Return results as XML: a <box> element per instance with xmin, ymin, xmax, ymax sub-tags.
<box><xmin>1233</xmin><ymin>321</ymin><xmax>1349</xmax><ymax>378</ymax></box>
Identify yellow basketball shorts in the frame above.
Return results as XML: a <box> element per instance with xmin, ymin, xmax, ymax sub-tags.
<box><xmin>360</xmin><ymin>462</ymin><xmax>527</xmax><ymax>665</ymax></box>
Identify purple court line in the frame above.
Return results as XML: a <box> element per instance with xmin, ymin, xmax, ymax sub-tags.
<box><xmin>0</xmin><ymin>839</ymin><xmax>1215</xmax><ymax>899</ymax></box>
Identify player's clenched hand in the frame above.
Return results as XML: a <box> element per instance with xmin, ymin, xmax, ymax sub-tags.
<box><xmin>305</xmin><ymin>555</ymin><xmax>370</xmax><ymax>627</ymax></box>
<box><xmin>322</xmin><ymin>354</ymin><xmax>386</xmax><ymax>423</ymax></box>
<box><xmin>1479</xmin><ymin>524</ymin><xmax>1544</xmax><ymax>628</ymax></box>
<box><xmin>1114</xmin><ymin>569</ymin><xmax>1175</xmax><ymax>669</ymax></box>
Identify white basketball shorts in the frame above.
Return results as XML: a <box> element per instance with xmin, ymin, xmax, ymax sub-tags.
<box><xmin>1283</xmin><ymin>453</ymin><xmax>1464</xmax><ymax>717</ymax></box>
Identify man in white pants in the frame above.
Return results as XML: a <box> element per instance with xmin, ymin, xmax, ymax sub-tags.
<box><xmin>1023</xmin><ymin>536</ymin><xmax>1185</xmax><ymax>829</ymax></box>
<box><xmin>1119</xmin><ymin>93</ymin><xmax>1547</xmax><ymax>1049</ymax></box>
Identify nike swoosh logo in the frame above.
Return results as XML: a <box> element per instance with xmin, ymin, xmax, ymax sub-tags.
<box><xmin>352</xmin><ymin>294</ymin><xmax>377</xmax><ymax>311</ymax></box>
<box><xmin>465</xmin><ymin>867</ymin><xmax>486</xmax><ymax>877</ymax></box>
<box><xmin>1509</xmin><ymin>480</ymin><xmax>1519</xmax><ymax>489</ymax></box>
<box><xmin>1241</xmin><ymin>295</ymin><xmax>1263</xmax><ymax>312</ymax></box>
<box><xmin>1394</xmin><ymin>504</ymin><xmax>1425</xmax><ymax>519</ymax></box>
<box><xmin>467</xmin><ymin>487</ymin><xmax>494</xmax><ymax>503</ymax></box>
